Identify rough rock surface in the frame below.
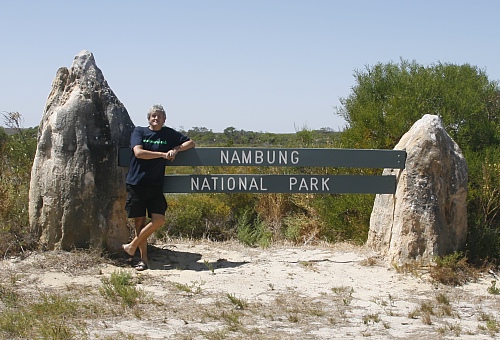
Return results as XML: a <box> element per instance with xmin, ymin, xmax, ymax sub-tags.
<box><xmin>29</xmin><ymin>50</ymin><xmax>134</xmax><ymax>252</ymax></box>
<box><xmin>367</xmin><ymin>114</ymin><xmax>468</xmax><ymax>265</ymax></box>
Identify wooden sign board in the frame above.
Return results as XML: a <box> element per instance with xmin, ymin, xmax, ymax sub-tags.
<box><xmin>164</xmin><ymin>174</ymin><xmax>396</xmax><ymax>194</ymax></box>
<box><xmin>119</xmin><ymin>147</ymin><xmax>406</xmax><ymax>169</ymax></box>
<box><xmin>118</xmin><ymin>147</ymin><xmax>405</xmax><ymax>194</ymax></box>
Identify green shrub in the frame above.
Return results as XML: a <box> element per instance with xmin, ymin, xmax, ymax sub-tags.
<box><xmin>465</xmin><ymin>147</ymin><xmax>500</xmax><ymax>264</ymax></box>
<box><xmin>0</xmin><ymin>115</ymin><xmax>38</xmax><ymax>255</ymax></box>
<box><xmin>430</xmin><ymin>252</ymin><xmax>478</xmax><ymax>286</ymax></box>
<box><xmin>254</xmin><ymin>193</ymin><xmax>296</xmax><ymax>233</ymax></box>
<box><xmin>236</xmin><ymin>209</ymin><xmax>272</xmax><ymax>247</ymax></box>
<box><xmin>220</xmin><ymin>192</ymin><xmax>258</xmax><ymax>220</ymax></box>
<box><xmin>160</xmin><ymin>194</ymin><xmax>233</xmax><ymax>240</ymax></box>
<box><xmin>311</xmin><ymin>193</ymin><xmax>374</xmax><ymax>244</ymax></box>
<box><xmin>99</xmin><ymin>270</ymin><xmax>147</xmax><ymax>307</ymax></box>
<box><xmin>283</xmin><ymin>212</ymin><xmax>322</xmax><ymax>243</ymax></box>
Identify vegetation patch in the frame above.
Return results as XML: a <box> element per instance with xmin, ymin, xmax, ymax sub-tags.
<box><xmin>430</xmin><ymin>252</ymin><xmax>479</xmax><ymax>286</ymax></box>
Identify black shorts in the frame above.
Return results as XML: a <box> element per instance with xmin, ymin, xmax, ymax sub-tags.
<box><xmin>125</xmin><ymin>184</ymin><xmax>167</xmax><ymax>218</ymax></box>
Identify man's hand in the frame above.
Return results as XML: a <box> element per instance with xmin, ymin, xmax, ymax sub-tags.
<box><xmin>165</xmin><ymin>149</ymin><xmax>178</xmax><ymax>161</ymax></box>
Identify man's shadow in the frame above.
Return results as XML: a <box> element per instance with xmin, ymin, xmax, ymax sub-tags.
<box><xmin>126</xmin><ymin>244</ymin><xmax>249</xmax><ymax>271</ymax></box>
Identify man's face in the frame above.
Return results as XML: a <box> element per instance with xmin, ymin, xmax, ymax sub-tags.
<box><xmin>148</xmin><ymin>111</ymin><xmax>166</xmax><ymax>130</ymax></box>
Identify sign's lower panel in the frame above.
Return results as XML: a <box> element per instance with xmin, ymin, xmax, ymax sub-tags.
<box><xmin>163</xmin><ymin>174</ymin><xmax>396</xmax><ymax>194</ymax></box>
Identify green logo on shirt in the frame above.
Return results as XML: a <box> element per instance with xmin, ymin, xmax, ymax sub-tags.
<box><xmin>143</xmin><ymin>139</ymin><xmax>167</xmax><ymax>145</ymax></box>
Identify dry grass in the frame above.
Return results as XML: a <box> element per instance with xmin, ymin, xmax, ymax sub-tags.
<box><xmin>1</xmin><ymin>242</ymin><xmax>500</xmax><ymax>339</ymax></box>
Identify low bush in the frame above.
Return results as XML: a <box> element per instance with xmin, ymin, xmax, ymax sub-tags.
<box><xmin>99</xmin><ymin>270</ymin><xmax>147</xmax><ymax>307</ymax></box>
<box><xmin>0</xmin><ymin>114</ymin><xmax>38</xmax><ymax>255</ymax></box>
<box><xmin>236</xmin><ymin>209</ymin><xmax>272</xmax><ymax>247</ymax></box>
<box><xmin>430</xmin><ymin>252</ymin><xmax>478</xmax><ymax>286</ymax></box>
<box><xmin>159</xmin><ymin>194</ymin><xmax>233</xmax><ymax>240</ymax></box>
<box><xmin>311</xmin><ymin>193</ymin><xmax>374</xmax><ymax>244</ymax></box>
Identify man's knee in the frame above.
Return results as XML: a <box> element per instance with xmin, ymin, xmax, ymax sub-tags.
<box><xmin>150</xmin><ymin>214</ymin><xmax>165</xmax><ymax>227</ymax></box>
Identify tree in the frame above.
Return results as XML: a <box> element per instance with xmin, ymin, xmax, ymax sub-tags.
<box><xmin>336</xmin><ymin>60</ymin><xmax>499</xmax><ymax>151</ymax></box>
<box><xmin>335</xmin><ymin>59</ymin><xmax>500</xmax><ymax>263</ymax></box>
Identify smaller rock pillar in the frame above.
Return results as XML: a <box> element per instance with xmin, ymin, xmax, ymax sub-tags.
<box><xmin>367</xmin><ymin>114</ymin><xmax>468</xmax><ymax>265</ymax></box>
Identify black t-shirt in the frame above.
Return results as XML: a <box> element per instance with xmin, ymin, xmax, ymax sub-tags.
<box><xmin>126</xmin><ymin>126</ymin><xmax>190</xmax><ymax>187</ymax></box>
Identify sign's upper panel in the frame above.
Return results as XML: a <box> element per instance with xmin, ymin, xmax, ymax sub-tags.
<box><xmin>119</xmin><ymin>147</ymin><xmax>406</xmax><ymax>169</ymax></box>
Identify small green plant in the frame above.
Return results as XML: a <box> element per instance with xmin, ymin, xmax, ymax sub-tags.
<box><xmin>487</xmin><ymin>280</ymin><xmax>500</xmax><ymax>294</ymax></box>
<box><xmin>434</xmin><ymin>292</ymin><xmax>454</xmax><ymax>317</ymax></box>
<box><xmin>430</xmin><ymin>252</ymin><xmax>477</xmax><ymax>286</ymax></box>
<box><xmin>331</xmin><ymin>286</ymin><xmax>352</xmax><ymax>295</ymax></box>
<box><xmin>359</xmin><ymin>256</ymin><xmax>378</xmax><ymax>266</ymax></box>
<box><xmin>299</xmin><ymin>260</ymin><xmax>318</xmax><ymax>271</ymax></box>
<box><xmin>448</xmin><ymin>322</ymin><xmax>462</xmax><ymax>337</ymax></box>
<box><xmin>236</xmin><ymin>209</ymin><xmax>272</xmax><ymax>247</ymax></box>
<box><xmin>220</xmin><ymin>310</ymin><xmax>242</xmax><ymax>329</ymax></box>
<box><xmin>486</xmin><ymin>319</ymin><xmax>500</xmax><ymax>334</ymax></box>
<box><xmin>227</xmin><ymin>293</ymin><xmax>248</xmax><ymax>310</ymax></box>
<box><xmin>419</xmin><ymin>301</ymin><xmax>434</xmax><ymax>315</ymax></box>
<box><xmin>99</xmin><ymin>270</ymin><xmax>147</xmax><ymax>307</ymax></box>
<box><xmin>437</xmin><ymin>321</ymin><xmax>462</xmax><ymax>336</ymax></box>
<box><xmin>362</xmin><ymin>313</ymin><xmax>381</xmax><ymax>324</ymax></box>
<box><xmin>408</xmin><ymin>300</ymin><xmax>436</xmax><ymax>325</ymax></box>
<box><xmin>307</xmin><ymin>306</ymin><xmax>325</xmax><ymax>317</ymax></box>
<box><xmin>478</xmin><ymin>313</ymin><xmax>500</xmax><ymax>335</ymax></box>
<box><xmin>0</xmin><ymin>283</ymin><xmax>20</xmax><ymax>307</ymax></box>
<box><xmin>204</xmin><ymin>259</ymin><xmax>215</xmax><ymax>274</ymax></box>
<box><xmin>173</xmin><ymin>280</ymin><xmax>205</xmax><ymax>295</ymax></box>
<box><xmin>421</xmin><ymin>311</ymin><xmax>432</xmax><ymax>325</ymax></box>
<box><xmin>373</xmin><ymin>294</ymin><xmax>396</xmax><ymax>316</ymax></box>
<box><xmin>392</xmin><ymin>259</ymin><xmax>423</xmax><ymax>277</ymax></box>
<box><xmin>435</xmin><ymin>292</ymin><xmax>450</xmax><ymax>305</ymax></box>
<box><xmin>331</xmin><ymin>286</ymin><xmax>354</xmax><ymax>306</ymax></box>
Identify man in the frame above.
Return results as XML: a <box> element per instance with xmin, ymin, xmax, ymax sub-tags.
<box><xmin>122</xmin><ymin>104</ymin><xmax>195</xmax><ymax>270</ymax></box>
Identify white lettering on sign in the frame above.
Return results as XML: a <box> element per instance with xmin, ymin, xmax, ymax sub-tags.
<box><xmin>289</xmin><ymin>177</ymin><xmax>330</xmax><ymax>191</ymax></box>
<box><xmin>220</xmin><ymin>150</ymin><xmax>300</xmax><ymax>165</ymax></box>
<box><xmin>191</xmin><ymin>176</ymin><xmax>268</xmax><ymax>192</ymax></box>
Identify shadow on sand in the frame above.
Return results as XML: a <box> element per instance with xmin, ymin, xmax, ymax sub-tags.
<box><xmin>122</xmin><ymin>244</ymin><xmax>249</xmax><ymax>272</ymax></box>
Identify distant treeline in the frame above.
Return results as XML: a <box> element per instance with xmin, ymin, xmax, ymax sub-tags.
<box><xmin>1</xmin><ymin>125</ymin><xmax>341</xmax><ymax>147</ymax></box>
<box><xmin>179</xmin><ymin>126</ymin><xmax>340</xmax><ymax>147</ymax></box>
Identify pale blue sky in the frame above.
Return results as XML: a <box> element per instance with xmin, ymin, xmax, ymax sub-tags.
<box><xmin>1</xmin><ymin>1</ymin><xmax>499</xmax><ymax>133</ymax></box>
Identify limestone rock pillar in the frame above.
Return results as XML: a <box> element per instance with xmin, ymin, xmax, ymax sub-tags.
<box><xmin>367</xmin><ymin>114</ymin><xmax>468</xmax><ymax>265</ymax></box>
<box><xmin>29</xmin><ymin>50</ymin><xmax>135</xmax><ymax>252</ymax></box>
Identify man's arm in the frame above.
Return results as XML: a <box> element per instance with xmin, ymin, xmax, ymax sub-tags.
<box><xmin>166</xmin><ymin>139</ymin><xmax>196</xmax><ymax>161</ymax></box>
<box><xmin>133</xmin><ymin>145</ymin><xmax>169</xmax><ymax>160</ymax></box>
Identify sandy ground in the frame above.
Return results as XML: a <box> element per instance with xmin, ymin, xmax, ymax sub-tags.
<box><xmin>2</xmin><ymin>240</ymin><xmax>500</xmax><ymax>339</ymax></box>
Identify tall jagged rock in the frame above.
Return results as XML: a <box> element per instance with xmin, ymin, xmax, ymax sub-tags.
<box><xmin>29</xmin><ymin>50</ymin><xmax>135</xmax><ymax>252</ymax></box>
<box><xmin>367</xmin><ymin>114</ymin><xmax>468</xmax><ymax>265</ymax></box>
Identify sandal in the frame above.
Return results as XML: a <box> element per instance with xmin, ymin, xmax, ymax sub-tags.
<box><xmin>134</xmin><ymin>260</ymin><xmax>148</xmax><ymax>271</ymax></box>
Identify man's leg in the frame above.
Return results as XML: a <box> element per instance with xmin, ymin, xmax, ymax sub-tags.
<box><xmin>123</xmin><ymin>213</ymin><xmax>165</xmax><ymax>258</ymax></box>
<box><xmin>134</xmin><ymin>216</ymin><xmax>148</xmax><ymax>263</ymax></box>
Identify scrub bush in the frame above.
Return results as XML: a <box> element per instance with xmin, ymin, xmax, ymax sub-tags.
<box><xmin>160</xmin><ymin>193</ymin><xmax>233</xmax><ymax>240</ymax></box>
<box><xmin>0</xmin><ymin>113</ymin><xmax>38</xmax><ymax>255</ymax></box>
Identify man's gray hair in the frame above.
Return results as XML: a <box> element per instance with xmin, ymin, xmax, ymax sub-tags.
<box><xmin>147</xmin><ymin>104</ymin><xmax>166</xmax><ymax>119</ymax></box>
